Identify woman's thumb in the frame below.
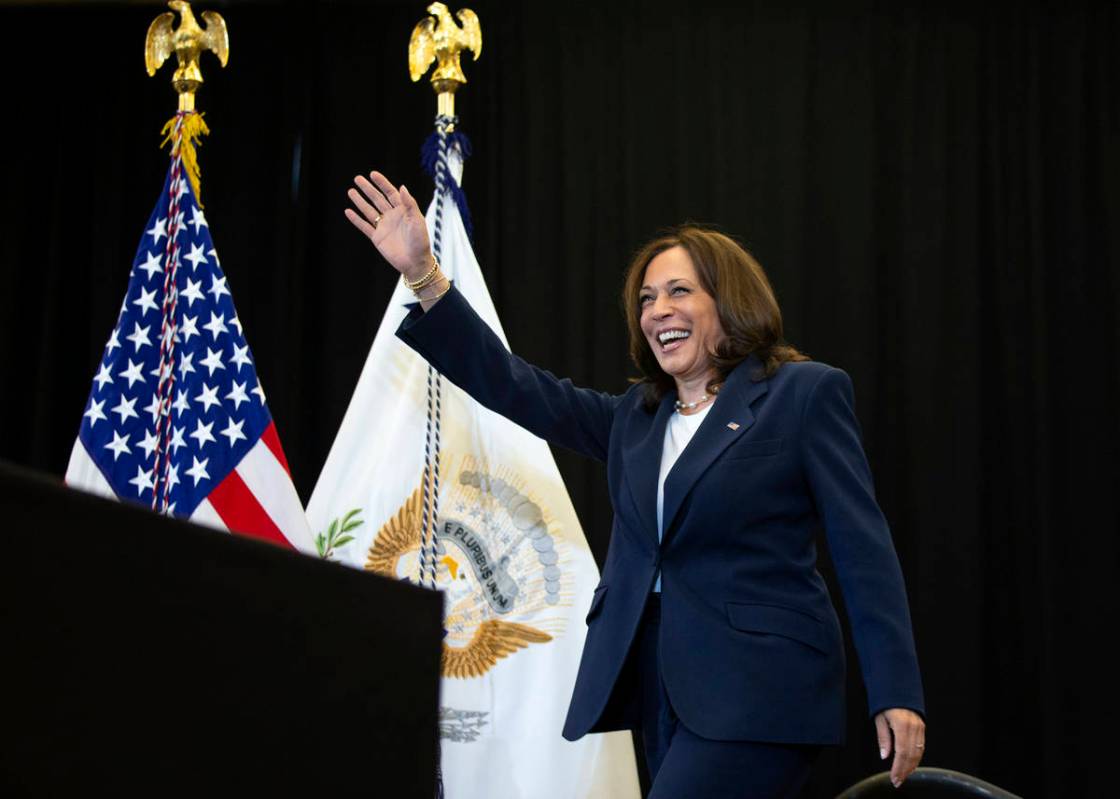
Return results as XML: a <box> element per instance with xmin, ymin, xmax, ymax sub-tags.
<box><xmin>400</xmin><ymin>184</ymin><xmax>418</xmax><ymax>211</ymax></box>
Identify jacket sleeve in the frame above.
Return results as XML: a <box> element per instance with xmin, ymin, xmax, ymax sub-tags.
<box><xmin>799</xmin><ymin>366</ymin><xmax>926</xmax><ymax>719</ymax></box>
<box><xmin>396</xmin><ymin>285</ymin><xmax>618</xmax><ymax>463</ymax></box>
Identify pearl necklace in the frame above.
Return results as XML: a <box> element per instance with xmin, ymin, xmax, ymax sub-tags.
<box><xmin>674</xmin><ymin>394</ymin><xmax>712</xmax><ymax>413</ymax></box>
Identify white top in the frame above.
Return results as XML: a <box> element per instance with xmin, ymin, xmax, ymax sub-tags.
<box><xmin>653</xmin><ymin>402</ymin><xmax>713</xmax><ymax>592</ymax></box>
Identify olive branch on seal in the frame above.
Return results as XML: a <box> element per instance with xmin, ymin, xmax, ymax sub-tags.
<box><xmin>315</xmin><ymin>509</ymin><xmax>364</xmax><ymax>560</ymax></box>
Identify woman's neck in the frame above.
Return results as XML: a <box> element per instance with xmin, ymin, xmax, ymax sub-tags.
<box><xmin>675</xmin><ymin>371</ymin><xmax>717</xmax><ymax>406</ymax></box>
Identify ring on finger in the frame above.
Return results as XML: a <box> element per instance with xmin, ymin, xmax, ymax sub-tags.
<box><xmin>373</xmin><ymin>213</ymin><xmax>382</xmax><ymax>229</ymax></box>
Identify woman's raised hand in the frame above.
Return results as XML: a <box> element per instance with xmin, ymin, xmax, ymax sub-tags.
<box><xmin>345</xmin><ymin>171</ymin><xmax>433</xmax><ymax>281</ymax></box>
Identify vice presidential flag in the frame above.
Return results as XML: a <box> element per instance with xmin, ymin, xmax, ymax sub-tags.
<box><xmin>306</xmin><ymin>137</ymin><xmax>640</xmax><ymax>798</ymax></box>
<box><xmin>66</xmin><ymin>120</ymin><xmax>312</xmax><ymax>553</ymax></box>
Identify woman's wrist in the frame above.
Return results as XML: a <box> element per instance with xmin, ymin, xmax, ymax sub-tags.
<box><xmin>402</xmin><ymin>253</ymin><xmax>437</xmax><ymax>285</ymax></box>
<box><xmin>415</xmin><ymin>273</ymin><xmax>450</xmax><ymax>302</ymax></box>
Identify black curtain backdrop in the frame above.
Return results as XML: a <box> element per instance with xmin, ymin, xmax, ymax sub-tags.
<box><xmin>2</xmin><ymin>1</ymin><xmax>1117</xmax><ymax>796</ymax></box>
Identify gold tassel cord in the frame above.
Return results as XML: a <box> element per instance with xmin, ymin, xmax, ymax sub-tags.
<box><xmin>160</xmin><ymin>112</ymin><xmax>210</xmax><ymax>207</ymax></box>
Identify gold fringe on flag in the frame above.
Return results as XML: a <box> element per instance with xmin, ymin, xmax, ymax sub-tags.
<box><xmin>160</xmin><ymin>112</ymin><xmax>211</xmax><ymax>207</ymax></box>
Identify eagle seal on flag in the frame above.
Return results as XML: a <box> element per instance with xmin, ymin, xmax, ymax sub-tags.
<box><xmin>365</xmin><ymin>454</ymin><xmax>567</xmax><ymax>678</ymax></box>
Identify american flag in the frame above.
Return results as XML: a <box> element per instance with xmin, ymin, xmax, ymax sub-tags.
<box><xmin>66</xmin><ymin>131</ymin><xmax>313</xmax><ymax>553</ymax></box>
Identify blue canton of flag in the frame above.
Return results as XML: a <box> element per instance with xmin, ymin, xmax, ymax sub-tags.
<box><xmin>67</xmin><ymin>137</ymin><xmax>312</xmax><ymax>551</ymax></box>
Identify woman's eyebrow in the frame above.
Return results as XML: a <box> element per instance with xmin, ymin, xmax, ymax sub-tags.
<box><xmin>641</xmin><ymin>278</ymin><xmax>691</xmax><ymax>291</ymax></box>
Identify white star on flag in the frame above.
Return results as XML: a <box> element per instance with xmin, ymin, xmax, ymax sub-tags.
<box><xmin>208</xmin><ymin>275</ymin><xmax>230</xmax><ymax>303</ymax></box>
<box><xmin>126</xmin><ymin>322</ymin><xmax>152</xmax><ymax>352</ymax></box>
<box><xmin>137</xmin><ymin>251</ymin><xmax>163</xmax><ymax>281</ymax></box>
<box><xmin>172</xmin><ymin>389</ymin><xmax>190</xmax><ymax>415</ymax></box>
<box><xmin>184</xmin><ymin>242</ymin><xmax>208</xmax><ymax>270</ymax></box>
<box><xmin>169</xmin><ymin>425</ymin><xmax>187</xmax><ymax>454</ymax></box>
<box><xmin>180</xmin><ymin>277</ymin><xmax>204</xmax><ymax>307</ymax></box>
<box><xmin>189</xmin><ymin>205</ymin><xmax>208</xmax><ymax>234</ymax></box>
<box><xmin>195</xmin><ymin>383</ymin><xmax>221</xmax><ymax>414</ymax></box>
<box><xmin>199</xmin><ymin>347</ymin><xmax>225</xmax><ymax>377</ymax></box>
<box><xmin>93</xmin><ymin>363</ymin><xmax>114</xmax><ymax>391</ymax></box>
<box><xmin>203</xmin><ymin>312</ymin><xmax>228</xmax><ymax>340</ymax></box>
<box><xmin>144</xmin><ymin>394</ymin><xmax>163</xmax><ymax>423</ymax></box>
<box><xmin>225</xmin><ymin>380</ymin><xmax>250</xmax><ymax>410</ymax></box>
<box><xmin>111</xmin><ymin>394</ymin><xmax>139</xmax><ymax>424</ymax></box>
<box><xmin>128</xmin><ymin>464</ymin><xmax>155</xmax><ymax>496</ymax></box>
<box><xmin>105</xmin><ymin>328</ymin><xmax>121</xmax><ymax>355</ymax></box>
<box><xmin>103</xmin><ymin>431</ymin><xmax>131</xmax><ymax>461</ymax></box>
<box><xmin>229</xmin><ymin>343</ymin><xmax>252</xmax><ymax>372</ymax></box>
<box><xmin>185</xmin><ymin>456</ymin><xmax>210</xmax><ymax>487</ymax></box>
<box><xmin>179</xmin><ymin>351</ymin><xmax>196</xmax><ymax>378</ymax></box>
<box><xmin>139</xmin><ymin>429</ymin><xmax>160</xmax><ymax>458</ymax></box>
<box><xmin>119</xmin><ymin>359</ymin><xmax>146</xmax><ymax>388</ymax></box>
<box><xmin>180</xmin><ymin>314</ymin><xmax>200</xmax><ymax>343</ymax></box>
<box><xmin>220</xmin><ymin>417</ymin><xmax>247</xmax><ymax>447</ymax></box>
<box><xmin>83</xmin><ymin>398</ymin><xmax>107</xmax><ymax>427</ymax></box>
<box><xmin>189</xmin><ymin>419</ymin><xmax>216</xmax><ymax>448</ymax></box>
<box><xmin>166</xmin><ymin>461</ymin><xmax>180</xmax><ymax>491</ymax></box>
<box><xmin>147</xmin><ymin>216</ymin><xmax>167</xmax><ymax>244</ymax></box>
<box><xmin>132</xmin><ymin>287</ymin><xmax>160</xmax><ymax>317</ymax></box>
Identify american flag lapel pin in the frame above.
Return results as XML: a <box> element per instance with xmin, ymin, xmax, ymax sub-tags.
<box><xmin>727</xmin><ymin>422</ymin><xmax>740</xmax><ymax>431</ymax></box>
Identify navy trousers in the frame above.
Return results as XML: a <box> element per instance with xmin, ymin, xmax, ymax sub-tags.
<box><xmin>639</xmin><ymin>594</ymin><xmax>820</xmax><ymax>799</ymax></box>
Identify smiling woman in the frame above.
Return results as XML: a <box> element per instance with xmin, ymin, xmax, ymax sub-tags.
<box><xmin>346</xmin><ymin>171</ymin><xmax>926</xmax><ymax>799</ymax></box>
<box><xmin>625</xmin><ymin>227</ymin><xmax>809</xmax><ymax>411</ymax></box>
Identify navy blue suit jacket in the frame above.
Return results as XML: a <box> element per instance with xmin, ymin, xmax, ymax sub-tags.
<box><xmin>398</xmin><ymin>286</ymin><xmax>924</xmax><ymax>746</ymax></box>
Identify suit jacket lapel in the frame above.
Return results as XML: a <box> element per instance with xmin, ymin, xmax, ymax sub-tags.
<box><xmin>661</xmin><ymin>358</ymin><xmax>769</xmax><ymax>542</ymax></box>
<box><xmin>621</xmin><ymin>393</ymin><xmax>675</xmax><ymax>545</ymax></box>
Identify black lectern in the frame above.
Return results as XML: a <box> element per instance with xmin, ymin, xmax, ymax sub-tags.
<box><xmin>0</xmin><ymin>461</ymin><xmax>442</xmax><ymax>796</ymax></box>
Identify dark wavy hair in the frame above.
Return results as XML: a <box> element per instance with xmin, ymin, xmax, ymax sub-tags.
<box><xmin>622</xmin><ymin>225</ymin><xmax>808</xmax><ymax>407</ymax></box>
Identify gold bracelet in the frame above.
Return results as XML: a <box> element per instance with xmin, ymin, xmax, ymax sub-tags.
<box><xmin>416</xmin><ymin>276</ymin><xmax>452</xmax><ymax>302</ymax></box>
<box><xmin>409</xmin><ymin>268</ymin><xmax>442</xmax><ymax>292</ymax></box>
<box><xmin>403</xmin><ymin>257</ymin><xmax>440</xmax><ymax>290</ymax></box>
<box><xmin>411</xmin><ymin>270</ymin><xmax>446</xmax><ymax>298</ymax></box>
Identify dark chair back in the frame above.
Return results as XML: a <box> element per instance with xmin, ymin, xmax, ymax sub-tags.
<box><xmin>836</xmin><ymin>767</ymin><xmax>1022</xmax><ymax>798</ymax></box>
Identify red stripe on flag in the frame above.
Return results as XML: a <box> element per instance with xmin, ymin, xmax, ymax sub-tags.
<box><xmin>208</xmin><ymin>469</ymin><xmax>292</xmax><ymax>549</ymax></box>
<box><xmin>260</xmin><ymin>422</ymin><xmax>292</xmax><ymax>476</ymax></box>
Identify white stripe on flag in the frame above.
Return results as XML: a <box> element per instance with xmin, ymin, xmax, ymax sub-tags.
<box><xmin>190</xmin><ymin>498</ymin><xmax>229</xmax><ymax>532</ymax></box>
<box><xmin>234</xmin><ymin>439</ymin><xmax>315</xmax><ymax>553</ymax></box>
<box><xmin>65</xmin><ymin>439</ymin><xmax>116</xmax><ymax>500</ymax></box>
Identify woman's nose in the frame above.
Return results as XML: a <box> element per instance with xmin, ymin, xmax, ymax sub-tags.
<box><xmin>651</xmin><ymin>293</ymin><xmax>672</xmax><ymax>317</ymax></box>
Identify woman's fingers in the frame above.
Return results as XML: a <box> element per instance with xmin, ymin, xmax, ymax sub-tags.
<box><xmin>347</xmin><ymin>186</ymin><xmax>383</xmax><ymax>231</ymax></box>
<box><xmin>874</xmin><ymin>713</ymin><xmax>892</xmax><ymax>761</ymax></box>
<box><xmin>369</xmin><ymin>171</ymin><xmax>403</xmax><ymax>208</ymax></box>
<box><xmin>346</xmin><ymin>168</ymin><xmax>434</xmax><ymax>278</ymax></box>
<box><xmin>353</xmin><ymin>175</ymin><xmax>391</xmax><ymax>215</ymax></box>
<box><xmin>344</xmin><ymin>206</ymin><xmax>377</xmax><ymax>241</ymax></box>
<box><xmin>891</xmin><ymin>744</ymin><xmax>920</xmax><ymax>787</ymax></box>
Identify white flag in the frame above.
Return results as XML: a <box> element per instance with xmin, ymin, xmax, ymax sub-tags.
<box><xmin>306</xmin><ymin>145</ymin><xmax>640</xmax><ymax>798</ymax></box>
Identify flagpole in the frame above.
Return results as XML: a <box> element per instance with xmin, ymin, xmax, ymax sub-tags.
<box><xmin>409</xmin><ymin>3</ymin><xmax>482</xmax><ymax>595</ymax></box>
<box><xmin>143</xmin><ymin>2</ymin><xmax>229</xmax><ymax>512</ymax></box>
<box><xmin>409</xmin><ymin>7</ymin><xmax>483</xmax><ymax>797</ymax></box>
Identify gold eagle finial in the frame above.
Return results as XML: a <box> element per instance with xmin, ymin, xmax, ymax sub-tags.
<box><xmin>408</xmin><ymin>3</ymin><xmax>482</xmax><ymax>121</ymax></box>
<box><xmin>145</xmin><ymin>1</ymin><xmax>229</xmax><ymax>112</ymax></box>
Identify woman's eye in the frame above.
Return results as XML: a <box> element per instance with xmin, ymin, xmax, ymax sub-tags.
<box><xmin>671</xmin><ymin>286</ymin><xmax>689</xmax><ymax>295</ymax></box>
<box><xmin>639</xmin><ymin>295</ymin><xmax>653</xmax><ymax>305</ymax></box>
